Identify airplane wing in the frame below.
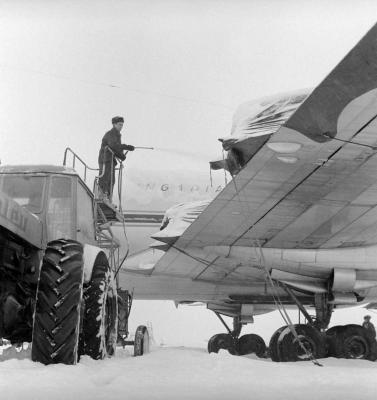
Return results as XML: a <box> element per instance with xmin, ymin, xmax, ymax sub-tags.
<box><xmin>122</xmin><ymin>24</ymin><xmax>377</xmax><ymax>316</ymax></box>
<box><xmin>152</xmin><ymin>23</ymin><xmax>377</xmax><ymax>263</ymax></box>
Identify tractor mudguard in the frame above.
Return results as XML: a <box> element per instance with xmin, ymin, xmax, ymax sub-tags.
<box><xmin>83</xmin><ymin>244</ymin><xmax>107</xmax><ymax>283</ymax></box>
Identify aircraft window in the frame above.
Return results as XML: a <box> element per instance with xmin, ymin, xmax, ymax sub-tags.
<box><xmin>0</xmin><ymin>175</ymin><xmax>45</xmax><ymax>213</ymax></box>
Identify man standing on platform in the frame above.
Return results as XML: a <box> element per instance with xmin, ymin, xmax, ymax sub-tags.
<box><xmin>98</xmin><ymin>116</ymin><xmax>134</xmax><ymax>200</ymax></box>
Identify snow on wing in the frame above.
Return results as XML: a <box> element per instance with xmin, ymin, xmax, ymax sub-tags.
<box><xmin>217</xmin><ymin>89</ymin><xmax>309</xmax><ymax>174</ymax></box>
<box><xmin>152</xmin><ymin>23</ymin><xmax>377</xmax><ymax>281</ymax></box>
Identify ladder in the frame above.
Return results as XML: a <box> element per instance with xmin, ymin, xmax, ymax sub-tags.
<box><xmin>63</xmin><ymin>147</ymin><xmax>127</xmax><ymax>269</ymax></box>
<box><xmin>94</xmin><ymin>195</ymin><xmax>123</xmax><ymax>250</ymax></box>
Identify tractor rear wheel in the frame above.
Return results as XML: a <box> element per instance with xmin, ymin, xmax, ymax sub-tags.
<box><xmin>80</xmin><ymin>253</ymin><xmax>118</xmax><ymax>359</ymax></box>
<box><xmin>31</xmin><ymin>239</ymin><xmax>84</xmax><ymax>365</ymax></box>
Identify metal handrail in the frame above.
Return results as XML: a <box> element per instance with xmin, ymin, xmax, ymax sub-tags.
<box><xmin>63</xmin><ymin>147</ymin><xmax>99</xmax><ymax>182</ymax></box>
<box><xmin>63</xmin><ymin>146</ymin><xmax>121</xmax><ymax>180</ymax></box>
<box><xmin>63</xmin><ymin>146</ymin><xmax>124</xmax><ymax>201</ymax></box>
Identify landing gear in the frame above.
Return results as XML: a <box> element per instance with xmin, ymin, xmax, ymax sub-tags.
<box><xmin>326</xmin><ymin>324</ymin><xmax>377</xmax><ymax>361</ymax></box>
<box><xmin>208</xmin><ymin>333</ymin><xmax>237</xmax><ymax>354</ymax></box>
<box><xmin>269</xmin><ymin>324</ymin><xmax>326</xmax><ymax>362</ymax></box>
<box><xmin>238</xmin><ymin>334</ymin><xmax>266</xmax><ymax>357</ymax></box>
<box><xmin>325</xmin><ymin>325</ymin><xmax>343</xmax><ymax>357</ymax></box>
<box><xmin>269</xmin><ymin>326</ymin><xmax>287</xmax><ymax>362</ymax></box>
<box><xmin>267</xmin><ymin>285</ymin><xmax>328</xmax><ymax>362</ymax></box>
<box><xmin>117</xmin><ymin>289</ymin><xmax>150</xmax><ymax>356</ymax></box>
<box><xmin>283</xmin><ymin>290</ymin><xmax>377</xmax><ymax>361</ymax></box>
<box><xmin>313</xmin><ymin>293</ymin><xmax>333</xmax><ymax>330</ymax></box>
<box><xmin>207</xmin><ymin>314</ymin><xmax>266</xmax><ymax>358</ymax></box>
<box><xmin>207</xmin><ymin>286</ymin><xmax>377</xmax><ymax>363</ymax></box>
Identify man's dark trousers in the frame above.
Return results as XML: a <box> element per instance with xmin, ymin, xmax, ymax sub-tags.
<box><xmin>99</xmin><ymin>161</ymin><xmax>115</xmax><ymax>198</ymax></box>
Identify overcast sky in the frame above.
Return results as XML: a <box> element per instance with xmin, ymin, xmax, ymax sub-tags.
<box><xmin>1</xmin><ymin>0</ymin><xmax>376</xmax><ymax>173</ymax></box>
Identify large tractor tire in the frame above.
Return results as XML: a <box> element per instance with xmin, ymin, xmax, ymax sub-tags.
<box><xmin>80</xmin><ymin>253</ymin><xmax>118</xmax><ymax>359</ymax></box>
<box><xmin>332</xmin><ymin>324</ymin><xmax>377</xmax><ymax>361</ymax></box>
<box><xmin>32</xmin><ymin>239</ymin><xmax>84</xmax><ymax>365</ymax></box>
<box><xmin>277</xmin><ymin>324</ymin><xmax>326</xmax><ymax>362</ymax></box>
<box><xmin>238</xmin><ymin>334</ymin><xmax>266</xmax><ymax>357</ymax></box>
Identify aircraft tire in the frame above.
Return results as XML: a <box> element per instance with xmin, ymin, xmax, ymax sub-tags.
<box><xmin>278</xmin><ymin>324</ymin><xmax>326</xmax><ymax>362</ymax></box>
<box><xmin>325</xmin><ymin>325</ymin><xmax>345</xmax><ymax>357</ymax></box>
<box><xmin>80</xmin><ymin>253</ymin><xmax>118</xmax><ymax>359</ymax></box>
<box><xmin>208</xmin><ymin>333</ymin><xmax>233</xmax><ymax>354</ymax></box>
<box><xmin>227</xmin><ymin>339</ymin><xmax>240</xmax><ymax>356</ymax></box>
<box><xmin>134</xmin><ymin>325</ymin><xmax>150</xmax><ymax>356</ymax></box>
<box><xmin>269</xmin><ymin>326</ymin><xmax>287</xmax><ymax>362</ymax></box>
<box><xmin>238</xmin><ymin>334</ymin><xmax>266</xmax><ymax>357</ymax></box>
<box><xmin>334</xmin><ymin>324</ymin><xmax>377</xmax><ymax>361</ymax></box>
<box><xmin>32</xmin><ymin>239</ymin><xmax>84</xmax><ymax>365</ymax></box>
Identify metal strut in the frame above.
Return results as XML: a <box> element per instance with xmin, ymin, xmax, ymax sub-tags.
<box><xmin>280</xmin><ymin>283</ymin><xmax>333</xmax><ymax>331</ymax></box>
<box><xmin>253</xmin><ymin>243</ymin><xmax>322</xmax><ymax>366</ymax></box>
<box><xmin>280</xmin><ymin>282</ymin><xmax>315</xmax><ymax>326</ymax></box>
<box><xmin>214</xmin><ymin>312</ymin><xmax>242</xmax><ymax>338</ymax></box>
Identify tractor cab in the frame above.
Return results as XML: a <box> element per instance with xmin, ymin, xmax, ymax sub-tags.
<box><xmin>0</xmin><ymin>165</ymin><xmax>97</xmax><ymax>247</ymax></box>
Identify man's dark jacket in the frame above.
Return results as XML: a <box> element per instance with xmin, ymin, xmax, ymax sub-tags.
<box><xmin>98</xmin><ymin>127</ymin><xmax>133</xmax><ymax>165</ymax></box>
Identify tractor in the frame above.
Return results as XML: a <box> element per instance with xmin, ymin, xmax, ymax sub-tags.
<box><xmin>0</xmin><ymin>148</ymin><xmax>148</xmax><ymax>364</ymax></box>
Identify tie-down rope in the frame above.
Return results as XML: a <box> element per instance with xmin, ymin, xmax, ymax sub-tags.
<box><xmin>230</xmin><ymin>175</ymin><xmax>322</xmax><ymax>366</ymax></box>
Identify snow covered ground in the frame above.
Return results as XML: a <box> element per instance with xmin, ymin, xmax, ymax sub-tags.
<box><xmin>1</xmin><ymin>303</ymin><xmax>377</xmax><ymax>400</ymax></box>
<box><xmin>1</xmin><ymin>345</ymin><xmax>377</xmax><ymax>400</ymax></box>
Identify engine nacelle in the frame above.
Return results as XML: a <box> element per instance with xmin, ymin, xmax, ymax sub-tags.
<box><xmin>332</xmin><ymin>268</ymin><xmax>356</xmax><ymax>292</ymax></box>
<box><xmin>330</xmin><ymin>268</ymin><xmax>371</xmax><ymax>304</ymax></box>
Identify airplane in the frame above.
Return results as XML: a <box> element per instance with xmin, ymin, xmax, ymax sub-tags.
<box><xmin>118</xmin><ymin>22</ymin><xmax>377</xmax><ymax>362</ymax></box>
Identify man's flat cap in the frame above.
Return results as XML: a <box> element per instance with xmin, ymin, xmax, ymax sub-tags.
<box><xmin>112</xmin><ymin>116</ymin><xmax>124</xmax><ymax>124</ymax></box>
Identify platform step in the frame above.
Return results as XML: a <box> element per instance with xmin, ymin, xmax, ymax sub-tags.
<box><xmin>96</xmin><ymin>199</ymin><xmax>124</xmax><ymax>222</ymax></box>
<box><xmin>97</xmin><ymin>241</ymin><xmax>119</xmax><ymax>249</ymax></box>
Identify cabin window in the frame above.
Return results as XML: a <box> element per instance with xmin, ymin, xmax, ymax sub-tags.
<box><xmin>46</xmin><ymin>176</ymin><xmax>74</xmax><ymax>241</ymax></box>
<box><xmin>0</xmin><ymin>175</ymin><xmax>45</xmax><ymax>214</ymax></box>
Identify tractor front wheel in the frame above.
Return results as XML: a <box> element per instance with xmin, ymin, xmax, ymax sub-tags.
<box><xmin>31</xmin><ymin>239</ymin><xmax>84</xmax><ymax>365</ymax></box>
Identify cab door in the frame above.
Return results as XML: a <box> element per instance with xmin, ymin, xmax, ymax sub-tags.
<box><xmin>76</xmin><ymin>180</ymin><xmax>96</xmax><ymax>245</ymax></box>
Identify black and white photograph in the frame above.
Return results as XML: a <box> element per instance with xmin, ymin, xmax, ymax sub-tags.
<box><xmin>1</xmin><ymin>1</ymin><xmax>377</xmax><ymax>399</ymax></box>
